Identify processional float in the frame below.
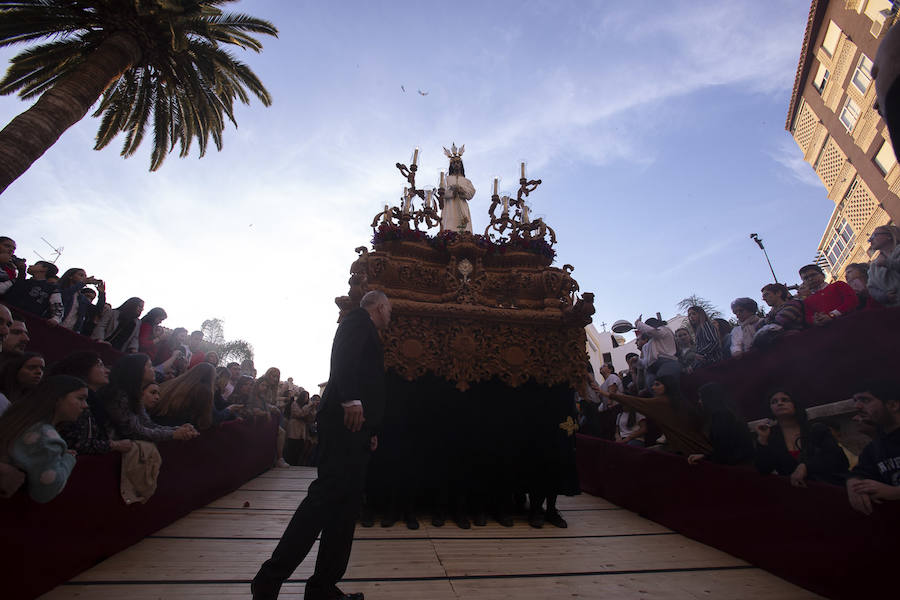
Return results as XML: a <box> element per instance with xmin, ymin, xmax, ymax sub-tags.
<box><xmin>334</xmin><ymin>144</ymin><xmax>596</xmax><ymax>511</ymax></box>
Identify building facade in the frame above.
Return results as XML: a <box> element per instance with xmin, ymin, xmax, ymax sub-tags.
<box><xmin>787</xmin><ymin>0</ymin><xmax>899</xmax><ymax>280</ymax></box>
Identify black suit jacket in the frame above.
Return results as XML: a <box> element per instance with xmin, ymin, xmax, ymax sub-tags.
<box><xmin>320</xmin><ymin>307</ymin><xmax>386</xmax><ymax>434</ymax></box>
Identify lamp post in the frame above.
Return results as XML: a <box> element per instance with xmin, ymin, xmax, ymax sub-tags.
<box><xmin>750</xmin><ymin>233</ymin><xmax>778</xmax><ymax>283</ymax></box>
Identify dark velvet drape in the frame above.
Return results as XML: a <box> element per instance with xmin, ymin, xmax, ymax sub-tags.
<box><xmin>1</xmin><ymin>418</ymin><xmax>278</xmax><ymax>600</ymax></box>
<box><xmin>682</xmin><ymin>307</ymin><xmax>900</xmax><ymax>420</ymax></box>
<box><xmin>576</xmin><ymin>434</ymin><xmax>900</xmax><ymax>600</ymax></box>
<box><xmin>366</xmin><ymin>372</ymin><xmax>579</xmax><ymax>514</ymax></box>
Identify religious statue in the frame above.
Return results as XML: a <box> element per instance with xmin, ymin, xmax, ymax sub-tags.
<box><xmin>441</xmin><ymin>143</ymin><xmax>475</xmax><ymax>233</ymax></box>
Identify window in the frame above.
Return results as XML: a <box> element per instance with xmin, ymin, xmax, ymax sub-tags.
<box><xmin>824</xmin><ymin>218</ymin><xmax>855</xmax><ymax>270</ymax></box>
<box><xmin>840</xmin><ymin>97</ymin><xmax>861</xmax><ymax>131</ymax></box>
<box><xmin>851</xmin><ymin>54</ymin><xmax>874</xmax><ymax>93</ymax></box>
<box><xmin>813</xmin><ymin>63</ymin><xmax>830</xmax><ymax>94</ymax></box>
<box><xmin>874</xmin><ymin>139</ymin><xmax>898</xmax><ymax>174</ymax></box>
<box><xmin>822</xmin><ymin>21</ymin><xmax>841</xmax><ymax>56</ymax></box>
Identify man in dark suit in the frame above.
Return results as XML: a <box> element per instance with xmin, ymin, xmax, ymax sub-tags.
<box><xmin>252</xmin><ymin>290</ymin><xmax>391</xmax><ymax>600</ymax></box>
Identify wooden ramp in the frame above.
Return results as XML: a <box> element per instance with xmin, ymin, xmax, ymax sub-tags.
<box><xmin>41</xmin><ymin>467</ymin><xmax>821</xmax><ymax>599</ymax></box>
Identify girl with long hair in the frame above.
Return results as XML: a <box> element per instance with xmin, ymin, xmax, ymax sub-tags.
<box><xmin>138</xmin><ymin>307</ymin><xmax>168</xmax><ymax>357</ymax></box>
<box><xmin>596</xmin><ymin>374</ymin><xmax>710</xmax><ymax>456</ymax></box>
<box><xmin>50</xmin><ymin>351</ymin><xmax>132</xmax><ymax>455</ymax></box>
<box><xmin>57</xmin><ymin>267</ymin><xmax>101</xmax><ymax>331</ymax></box>
<box><xmin>100</xmin><ymin>354</ymin><xmax>198</xmax><ymax>442</ymax></box>
<box><xmin>755</xmin><ymin>390</ymin><xmax>848</xmax><ymax>486</ymax></box>
<box><xmin>0</xmin><ymin>352</ymin><xmax>45</xmax><ymax>411</ymax></box>
<box><xmin>0</xmin><ymin>375</ymin><xmax>87</xmax><ymax>502</ymax></box>
<box><xmin>91</xmin><ymin>297</ymin><xmax>144</xmax><ymax>353</ymax></box>
<box><xmin>687</xmin><ymin>306</ymin><xmax>723</xmax><ymax>367</ymax></box>
<box><xmin>152</xmin><ymin>363</ymin><xmax>235</xmax><ymax>430</ymax></box>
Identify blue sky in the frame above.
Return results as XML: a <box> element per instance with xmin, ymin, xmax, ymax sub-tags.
<box><xmin>0</xmin><ymin>0</ymin><xmax>830</xmax><ymax>388</ymax></box>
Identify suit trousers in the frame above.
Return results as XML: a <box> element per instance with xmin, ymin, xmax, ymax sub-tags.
<box><xmin>253</xmin><ymin>418</ymin><xmax>371</xmax><ymax>599</ymax></box>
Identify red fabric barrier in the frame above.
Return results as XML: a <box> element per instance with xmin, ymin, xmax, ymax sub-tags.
<box><xmin>1</xmin><ymin>417</ymin><xmax>278</xmax><ymax>600</ymax></box>
<box><xmin>576</xmin><ymin>434</ymin><xmax>900</xmax><ymax>600</ymax></box>
<box><xmin>2</xmin><ymin>302</ymin><xmax>123</xmax><ymax>366</ymax></box>
<box><xmin>682</xmin><ymin>307</ymin><xmax>900</xmax><ymax>420</ymax></box>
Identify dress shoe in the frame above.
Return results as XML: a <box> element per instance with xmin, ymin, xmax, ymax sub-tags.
<box><xmin>528</xmin><ymin>510</ymin><xmax>544</xmax><ymax>528</ymax></box>
<box><xmin>454</xmin><ymin>514</ymin><xmax>471</xmax><ymax>529</ymax></box>
<box><xmin>405</xmin><ymin>515</ymin><xmax>420</xmax><ymax>530</ymax></box>
<box><xmin>473</xmin><ymin>512</ymin><xmax>487</xmax><ymax>527</ymax></box>
<box><xmin>495</xmin><ymin>513</ymin><xmax>514</xmax><ymax>527</ymax></box>
<box><xmin>359</xmin><ymin>507</ymin><xmax>374</xmax><ymax>528</ymax></box>
<box><xmin>431</xmin><ymin>511</ymin><xmax>445</xmax><ymax>527</ymax></box>
<box><xmin>545</xmin><ymin>509</ymin><xmax>568</xmax><ymax>528</ymax></box>
<box><xmin>380</xmin><ymin>512</ymin><xmax>399</xmax><ymax>528</ymax></box>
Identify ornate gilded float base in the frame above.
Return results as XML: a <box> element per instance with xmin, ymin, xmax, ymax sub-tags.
<box><xmin>336</xmin><ymin>235</ymin><xmax>595</xmax><ymax>391</ymax></box>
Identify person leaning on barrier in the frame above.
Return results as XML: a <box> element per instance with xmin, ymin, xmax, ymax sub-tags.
<box><xmin>847</xmin><ymin>381</ymin><xmax>900</xmax><ymax>515</ymax></box>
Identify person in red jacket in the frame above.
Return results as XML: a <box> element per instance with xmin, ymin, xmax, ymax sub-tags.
<box><xmin>798</xmin><ymin>264</ymin><xmax>857</xmax><ymax>325</ymax></box>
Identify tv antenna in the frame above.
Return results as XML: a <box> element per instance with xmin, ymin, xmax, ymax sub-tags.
<box><xmin>33</xmin><ymin>237</ymin><xmax>64</xmax><ymax>264</ymax></box>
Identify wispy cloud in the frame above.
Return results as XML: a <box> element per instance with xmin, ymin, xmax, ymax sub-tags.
<box><xmin>769</xmin><ymin>137</ymin><xmax>823</xmax><ymax>188</ymax></box>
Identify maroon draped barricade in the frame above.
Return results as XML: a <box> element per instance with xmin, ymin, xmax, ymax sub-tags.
<box><xmin>2</xmin><ymin>303</ymin><xmax>123</xmax><ymax>366</ymax></box>
<box><xmin>576</xmin><ymin>434</ymin><xmax>900</xmax><ymax>600</ymax></box>
<box><xmin>682</xmin><ymin>307</ymin><xmax>900</xmax><ymax>420</ymax></box>
<box><xmin>1</xmin><ymin>418</ymin><xmax>278</xmax><ymax>600</ymax></box>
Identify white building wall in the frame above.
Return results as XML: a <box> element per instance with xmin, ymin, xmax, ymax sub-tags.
<box><xmin>585</xmin><ymin>314</ymin><xmax>688</xmax><ymax>381</ymax></box>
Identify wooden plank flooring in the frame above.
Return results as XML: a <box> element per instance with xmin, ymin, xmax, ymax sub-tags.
<box><xmin>41</xmin><ymin>467</ymin><xmax>822</xmax><ymax>599</ymax></box>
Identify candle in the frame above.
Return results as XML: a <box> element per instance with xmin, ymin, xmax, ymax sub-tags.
<box><xmin>412</xmin><ymin>147</ymin><xmax>419</xmax><ymax>166</ymax></box>
<box><xmin>383</xmin><ymin>204</ymin><xmax>389</xmax><ymax>218</ymax></box>
<box><xmin>523</xmin><ymin>206</ymin><xmax>530</xmax><ymax>223</ymax></box>
<box><xmin>439</xmin><ymin>171</ymin><xmax>445</xmax><ymax>189</ymax></box>
<box><xmin>520</xmin><ymin>162</ymin><xmax>526</xmax><ymax>179</ymax></box>
<box><xmin>426</xmin><ymin>189</ymin><xmax>433</xmax><ymax>209</ymax></box>
<box><xmin>502</xmin><ymin>195</ymin><xmax>509</xmax><ymax>214</ymax></box>
<box><xmin>402</xmin><ymin>188</ymin><xmax>409</xmax><ymax>213</ymax></box>
<box><xmin>493</xmin><ymin>177</ymin><xmax>499</xmax><ymax>196</ymax></box>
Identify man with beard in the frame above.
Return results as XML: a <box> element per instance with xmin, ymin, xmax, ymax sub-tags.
<box><xmin>847</xmin><ymin>381</ymin><xmax>900</xmax><ymax>515</ymax></box>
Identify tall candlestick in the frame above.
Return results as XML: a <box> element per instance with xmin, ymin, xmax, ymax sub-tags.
<box><xmin>523</xmin><ymin>206</ymin><xmax>530</xmax><ymax>224</ymax></box>
<box><xmin>439</xmin><ymin>171</ymin><xmax>445</xmax><ymax>189</ymax></box>
<box><xmin>493</xmin><ymin>177</ymin><xmax>499</xmax><ymax>195</ymax></box>
<box><xmin>412</xmin><ymin>147</ymin><xmax>419</xmax><ymax>166</ymax></box>
<box><xmin>520</xmin><ymin>162</ymin><xmax>526</xmax><ymax>179</ymax></box>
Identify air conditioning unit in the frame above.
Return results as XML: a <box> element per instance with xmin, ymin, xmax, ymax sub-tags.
<box><xmin>871</xmin><ymin>17</ymin><xmax>886</xmax><ymax>37</ymax></box>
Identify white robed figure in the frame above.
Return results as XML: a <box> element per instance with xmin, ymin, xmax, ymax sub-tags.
<box><xmin>441</xmin><ymin>143</ymin><xmax>475</xmax><ymax>233</ymax></box>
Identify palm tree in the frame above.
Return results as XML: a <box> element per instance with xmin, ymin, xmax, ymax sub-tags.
<box><xmin>0</xmin><ymin>0</ymin><xmax>277</xmax><ymax>194</ymax></box>
<box><xmin>677</xmin><ymin>294</ymin><xmax>722</xmax><ymax>320</ymax></box>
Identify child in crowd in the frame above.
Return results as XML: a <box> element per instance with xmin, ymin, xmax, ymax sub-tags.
<box><xmin>0</xmin><ymin>375</ymin><xmax>88</xmax><ymax>503</ymax></box>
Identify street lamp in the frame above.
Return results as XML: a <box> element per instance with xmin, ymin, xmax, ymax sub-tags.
<box><xmin>750</xmin><ymin>233</ymin><xmax>778</xmax><ymax>283</ymax></box>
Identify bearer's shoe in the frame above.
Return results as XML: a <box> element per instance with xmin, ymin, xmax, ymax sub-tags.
<box><xmin>528</xmin><ymin>510</ymin><xmax>544</xmax><ymax>529</ymax></box>
<box><xmin>359</xmin><ymin>506</ymin><xmax>374</xmax><ymax>528</ymax></box>
<box><xmin>454</xmin><ymin>514</ymin><xmax>471</xmax><ymax>529</ymax></box>
<box><xmin>495</xmin><ymin>512</ymin><xmax>514</xmax><ymax>527</ymax></box>
<box><xmin>473</xmin><ymin>511</ymin><xmax>487</xmax><ymax>527</ymax></box>
<box><xmin>380</xmin><ymin>512</ymin><xmax>399</xmax><ymax>528</ymax></box>
<box><xmin>405</xmin><ymin>514</ymin><xmax>420</xmax><ymax>530</ymax></box>
<box><xmin>431</xmin><ymin>511</ymin><xmax>445</xmax><ymax>527</ymax></box>
<box><xmin>544</xmin><ymin>508</ymin><xmax>568</xmax><ymax>528</ymax></box>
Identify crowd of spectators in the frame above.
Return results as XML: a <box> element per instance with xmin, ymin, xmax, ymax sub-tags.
<box><xmin>0</xmin><ymin>235</ymin><xmax>319</xmax><ymax>504</ymax></box>
<box><xmin>579</xmin><ymin>240</ymin><xmax>900</xmax><ymax>515</ymax></box>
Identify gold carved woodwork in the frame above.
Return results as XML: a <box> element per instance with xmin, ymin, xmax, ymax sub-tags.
<box><xmin>335</xmin><ymin>235</ymin><xmax>595</xmax><ymax>391</ymax></box>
